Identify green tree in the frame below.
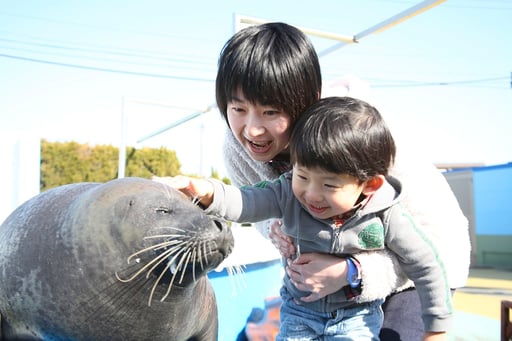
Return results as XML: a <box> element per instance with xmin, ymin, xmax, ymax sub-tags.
<box><xmin>124</xmin><ymin>146</ymin><xmax>181</xmax><ymax>178</ymax></box>
<box><xmin>209</xmin><ymin>168</ymin><xmax>230</xmax><ymax>184</ymax></box>
<box><xmin>40</xmin><ymin>140</ymin><xmax>182</xmax><ymax>191</ymax></box>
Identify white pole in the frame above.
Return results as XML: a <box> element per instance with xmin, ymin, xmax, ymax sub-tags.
<box><xmin>318</xmin><ymin>0</ymin><xmax>446</xmax><ymax>57</ymax></box>
<box><xmin>136</xmin><ymin>103</ymin><xmax>215</xmax><ymax>144</ymax></box>
<box><xmin>118</xmin><ymin>96</ymin><xmax>126</xmax><ymax>178</ymax></box>
<box><xmin>199</xmin><ymin>122</ymin><xmax>204</xmax><ymax>176</ymax></box>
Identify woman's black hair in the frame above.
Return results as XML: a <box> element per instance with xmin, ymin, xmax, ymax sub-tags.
<box><xmin>216</xmin><ymin>22</ymin><xmax>321</xmax><ymax>127</ymax></box>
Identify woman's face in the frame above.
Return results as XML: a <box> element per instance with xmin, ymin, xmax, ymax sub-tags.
<box><xmin>227</xmin><ymin>90</ymin><xmax>292</xmax><ymax>162</ymax></box>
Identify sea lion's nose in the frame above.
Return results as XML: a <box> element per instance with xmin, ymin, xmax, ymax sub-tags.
<box><xmin>213</xmin><ymin>218</ymin><xmax>234</xmax><ymax>256</ymax></box>
<box><xmin>213</xmin><ymin>218</ymin><xmax>226</xmax><ymax>232</ymax></box>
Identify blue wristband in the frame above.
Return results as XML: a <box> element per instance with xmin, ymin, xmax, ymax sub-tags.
<box><xmin>346</xmin><ymin>257</ymin><xmax>361</xmax><ymax>289</ymax></box>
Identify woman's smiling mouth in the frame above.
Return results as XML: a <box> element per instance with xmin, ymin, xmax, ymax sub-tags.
<box><xmin>247</xmin><ymin>138</ymin><xmax>272</xmax><ymax>153</ymax></box>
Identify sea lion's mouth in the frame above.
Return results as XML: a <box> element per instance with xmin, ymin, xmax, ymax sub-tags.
<box><xmin>168</xmin><ymin>257</ymin><xmax>204</xmax><ymax>275</ymax></box>
<box><xmin>116</xmin><ymin>225</ymin><xmax>234</xmax><ymax>306</ymax></box>
<box><xmin>166</xmin><ymin>246</ymin><xmax>228</xmax><ymax>275</ymax></box>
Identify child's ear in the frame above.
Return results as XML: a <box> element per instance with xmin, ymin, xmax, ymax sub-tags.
<box><xmin>362</xmin><ymin>175</ymin><xmax>385</xmax><ymax>196</ymax></box>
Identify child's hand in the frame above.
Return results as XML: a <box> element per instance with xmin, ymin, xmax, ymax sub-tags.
<box><xmin>152</xmin><ymin>175</ymin><xmax>194</xmax><ymax>195</ymax></box>
<box><xmin>152</xmin><ymin>175</ymin><xmax>214</xmax><ymax>207</ymax></box>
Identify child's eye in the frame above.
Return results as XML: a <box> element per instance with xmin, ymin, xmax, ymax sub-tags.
<box><xmin>264</xmin><ymin>110</ymin><xmax>279</xmax><ymax>116</ymax></box>
<box><xmin>325</xmin><ymin>184</ymin><xmax>340</xmax><ymax>189</ymax></box>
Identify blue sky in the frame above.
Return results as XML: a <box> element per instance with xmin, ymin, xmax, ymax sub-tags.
<box><xmin>1</xmin><ymin>0</ymin><xmax>511</xmax><ymax>177</ymax></box>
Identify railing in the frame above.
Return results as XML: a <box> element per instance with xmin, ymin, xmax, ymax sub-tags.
<box><xmin>502</xmin><ymin>300</ymin><xmax>512</xmax><ymax>341</ymax></box>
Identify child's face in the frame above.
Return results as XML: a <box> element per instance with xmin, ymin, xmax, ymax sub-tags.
<box><xmin>227</xmin><ymin>90</ymin><xmax>292</xmax><ymax>162</ymax></box>
<box><xmin>291</xmin><ymin>165</ymin><xmax>366</xmax><ymax>220</ymax></box>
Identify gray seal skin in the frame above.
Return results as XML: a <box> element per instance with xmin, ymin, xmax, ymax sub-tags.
<box><xmin>0</xmin><ymin>177</ymin><xmax>234</xmax><ymax>341</ymax></box>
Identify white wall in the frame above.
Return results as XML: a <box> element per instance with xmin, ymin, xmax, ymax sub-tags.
<box><xmin>0</xmin><ymin>135</ymin><xmax>40</xmax><ymax>223</ymax></box>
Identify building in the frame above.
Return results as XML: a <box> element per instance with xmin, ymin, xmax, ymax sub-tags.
<box><xmin>443</xmin><ymin>162</ymin><xmax>512</xmax><ymax>268</ymax></box>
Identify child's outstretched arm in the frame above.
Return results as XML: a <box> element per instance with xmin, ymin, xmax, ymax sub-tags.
<box><xmin>152</xmin><ymin>175</ymin><xmax>214</xmax><ymax>207</ymax></box>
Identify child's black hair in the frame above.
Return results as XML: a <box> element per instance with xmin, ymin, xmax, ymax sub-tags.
<box><xmin>290</xmin><ymin>96</ymin><xmax>396</xmax><ymax>181</ymax></box>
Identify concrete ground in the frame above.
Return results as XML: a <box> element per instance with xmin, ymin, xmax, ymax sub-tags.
<box><xmin>449</xmin><ymin>266</ymin><xmax>512</xmax><ymax>341</ymax></box>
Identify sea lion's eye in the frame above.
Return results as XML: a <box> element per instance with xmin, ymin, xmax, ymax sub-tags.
<box><xmin>156</xmin><ymin>207</ymin><xmax>171</xmax><ymax>214</ymax></box>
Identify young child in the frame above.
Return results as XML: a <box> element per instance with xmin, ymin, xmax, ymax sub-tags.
<box><xmin>164</xmin><ymin>96</ymin><xmax>452</xmax><ymax>340</ymax></box>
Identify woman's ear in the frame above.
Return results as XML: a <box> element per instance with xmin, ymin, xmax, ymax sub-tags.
<box><xmin>362</xmin><ymin>175</ymin><xmax>385</xmax><ymax>196</ymax></box>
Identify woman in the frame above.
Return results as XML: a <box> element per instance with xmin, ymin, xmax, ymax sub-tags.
<box><xmin>216</xmin><ymin>22</ymin><xmax>470</xmax><ymax>341</ymax></box>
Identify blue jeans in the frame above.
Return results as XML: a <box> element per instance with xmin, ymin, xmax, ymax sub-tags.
<box><xmin>277</xmin><ymin>288</ymin><xmax>384</xmax><ymax>340</ymax></box>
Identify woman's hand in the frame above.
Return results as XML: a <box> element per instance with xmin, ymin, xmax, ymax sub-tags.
<box><xmin>286</xmin><ymin>253</ymin><xmax>349</xmax><ymax>302</ymax></box>
<box><xmin>268</xmin><ymin>221</ymin><xmax>350</xmax><ymax>302</ymax></box>
<box><xmin>268</xmin><ymin>220</ymin><xmax>296</xmax><ymax>259</ymax></box>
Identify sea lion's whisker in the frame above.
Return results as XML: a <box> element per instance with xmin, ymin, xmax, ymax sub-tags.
<box><xmin>194</xmin><ymin>241</ymin><xmax>204</xmax><ymax>271</ymax></box>
<box><xmin>190</xmin><ymin>248</ymin><xmax>198</xmax><ymax>282</ymax></box>
<box><xmin>148</xmin><ymin>259</ymin><xmax>171</xmax><ymax>305</ymax></box>
<box><xmin>147</xmin><ymin>240</ymin><xmax>188</xmax><ymax>260</ymax></box>
<box><xmin>150</xmin><ymin>241</ymin><xmax>183</xmax><ymax>253</ymax></box>
<box><xmin>199</xmin><ymin>245</ymin><xmax>207</xmax><ymax>270</ymax></box>
<box><xmin>158</xmin><ymin>250</ymin><xmax>192</xmax><ymax>303</ymax></box>
<box><xmin>119</xmin><ymin>221</ymin><xmax>231</xmax><ymax>305</ymax></box>
<box><xmin>194</xmin><ymin>241</ymin><xmax>206</xmax><ymax>272</ymax></box>
<box><xmin>178</xmin><ymin>251</ymin><xmax>193</xmax><ymax>284</ymax></box>
<box><xmin>206</xmin><ymin>240</ymin><xmax>217</xmax><ymax>265</ymax></box>
<box><xmin>144</xmin><ymin>229</ymin><xmax>189</xmax><ymax>237</ymax></box>
<box><xmin>225</xmin><ymin>263</ymin><xmax>248</xmax><ymax>295</ymax></box>
<box><xmin>147</xmin><ymin>247</ymin><xmax>189</xmax><ymax>305</ymax></box>
<box><xmin>117</xmin><ymin>239</ymin><xmax>189</xmax><ymax>283</ymax></box>
<box><xmin>202</xmin><ymin>240</ymin><xmax>212</xmax><ymax>266</ymax></box>
<box><xmin>143</xmin><ymin>239</ymin><xmax>195</xmax><ymax>280</ymax></box>
<box><xmin>161</xmin><ymin>182</ymin><xmax>173</xmax><ymax>200</ymax></box>
<box><xmin>126</xmin><ymin>240</ymin><xmax>181</xmax><ymax>264</ymax></box>
<box><xmin>145</xmin><ymin>235</ymin><xmax>187</xmax><ymax>243</ymax></box>
<box><xmin>144</xmin><ymin>247</ymin><xmax>178</xmax><ymax>279</ymax></box>
<box><xmin>200</xmin><ymin>241</ymin><xmax>206</xmax><ymax>266</ymax></box>
<box><xmin>191</xmin><ymin>196</ymin><xmax>201</xmax><ymax>207</ymax></box>
<box><xmin>234</xmin><ymin>264</ymin><xmax>246</xmax><ymax>276</ymax></box>
<box><xmin>227</xmin><ymin>264</ymin><xmax>246</xmax><ymax>277</ymax></box>
<box><xmin>117</xmin><ymin>247</ymin><xmax>174</xmax><ymax>283</ymax></box>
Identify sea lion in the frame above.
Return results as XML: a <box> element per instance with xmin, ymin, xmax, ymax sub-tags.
<box><xmin>0</xmin><ymin>177</ymin><xmax>234</xmax><ymax>341</ymax></box>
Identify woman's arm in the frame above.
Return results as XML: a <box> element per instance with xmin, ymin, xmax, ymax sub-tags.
<box><xmin>270</xmin><ymin>217</ymin><xmax>411</xmax><ymax>302</ymax></box>
<box><xmin>285</xmin><ymin>252</ymin><xmax>348</xmax><ymax>302</ymax></box>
